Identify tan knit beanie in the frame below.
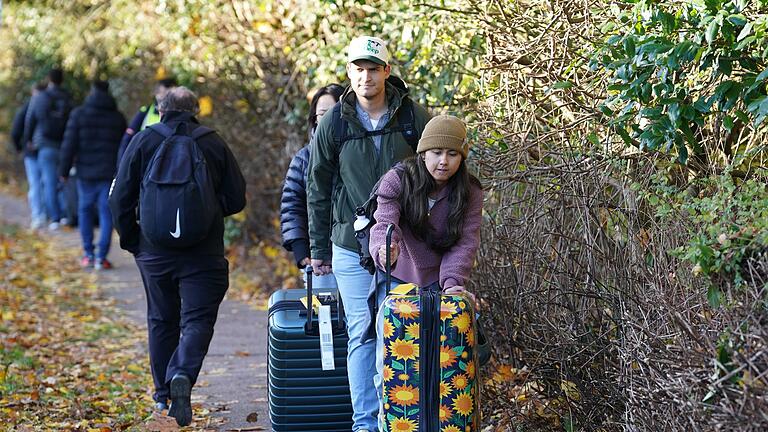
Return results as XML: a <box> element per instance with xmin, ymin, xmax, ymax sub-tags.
<box><xmin>416</xmin><ymin>115</ymin><xmax>469</xmax><ymax>158</ymax></box>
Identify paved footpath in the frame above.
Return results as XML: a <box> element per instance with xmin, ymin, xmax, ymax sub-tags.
<box><xmin>0</xmin><ymin>192</ymin><xmax>270</xmax><ymax>431</ymax></box>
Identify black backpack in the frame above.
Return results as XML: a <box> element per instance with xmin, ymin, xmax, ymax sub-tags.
<box><xmin>42</xmin><ymin>90</ymin><xmax>72</xmax><ymax>140</ymax></box>
<box><xmin>140</xmin><ymin>123</ymin><xmax>220</xmax><ymax>248</ymax></box>
<box><xmin>331</xmin><ymin>75</ymin><xmax>419</xmax><ymax>152</ymax></box>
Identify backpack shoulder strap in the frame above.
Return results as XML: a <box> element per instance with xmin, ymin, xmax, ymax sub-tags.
<box><xmin>396</xmin><ymin>97</ymin><xmax>418</xmax><ymax>152</ymax></box>
<box><xmin>148</xmin><ymin>123</ymin><xmax>174</xmax><ymax>138</ymax></box>
<box><xmin>331</xmin><ymin>102</ymin><xmax>347</xmax><ymax>151</ymax></box>
<box><xmin>190</xmin><ymin>126</ymin><xmax>215</xmax><ymax>139</ymax></box>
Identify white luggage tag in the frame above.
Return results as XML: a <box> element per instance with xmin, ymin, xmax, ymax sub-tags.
<box><xmin>318</xmin><ymin>304</ymin><xmax>335</xmax><ymax>370</ymax></box>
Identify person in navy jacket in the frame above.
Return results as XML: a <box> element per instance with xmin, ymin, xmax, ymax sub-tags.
<box><xmin>59</xmin><ymin>80</ymin><xmax>126</xmax><ymax>269</ymax></box>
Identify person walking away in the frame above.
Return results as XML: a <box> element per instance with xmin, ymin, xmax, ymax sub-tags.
<box><xmin>59</xmin><ymin>80</ymin><xmax>126</xmax><ymax>269</ymax></box>
<box><xmin>280</xmin><ymin>83</ymin><xmax>344</xmax><ymax>288</ymax></box>
<box><xmin>117</xmin><ymin>77</ymin><xmax>178</xmax><ymax>164</ymax></box>
<box><xmin>22</xmin><ymin>68</ymin><xmax>73</xmax><ymax>230</ymax></box>
<box><xmin>306</xmin><ymin>35</ymin><xmax>431</xmax><ymax>431</ymax></box>
<box><xmin>108</xmin><ymin>86</ymin><xmax>246</xmax><ymax>426</ymax></box>
<box><xmin>11</xmin><ymin>82</ymin><xmax>48</xmax><ymax>230</ymax></box>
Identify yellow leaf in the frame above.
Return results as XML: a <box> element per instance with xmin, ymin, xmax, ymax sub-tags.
<box><xmin>263</xmin><ymin>245</ymin><xmax>279</xmax><ymax>259</ymax></box>
<box><xmin>560</xmin><ymin>380</ymin><xmax>581</xmax><ymax>401</ymax></box>
<box><xmin>155</xmin><ymin>66</ymin><xmax>167</xmax><ymax>80</ymax></box>
<box><xmin>198</xmin><ymin>96</ymin><xmax>213</xmax><ymax>117</ymax></box>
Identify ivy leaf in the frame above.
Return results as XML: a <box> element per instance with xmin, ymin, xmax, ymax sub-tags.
<box><xmin>677</xmin><ymin>141</ymin><xmax>689</xmax><ymax>165</ymax></box>
<box><xmin>727</xmin><ymin>14</ymin><xmax>747</xmax><ymax>27</ymax></box>
<box><xmin>705</xmin><ymin>20</ymin><xmax>719</xmax><ymax>44</ymax></box>
<box><xmin>735</xmin><ymin>35</ymin><xmax>756</xmax><ymax>51</ymax></box>
<box><xmin>552</xmin><ymin>81</ymin><xmax>573</xmax><ymax>90</ymax></box>
<box><xmin>623</xmin><ymin>37</ymin><xmax>636</xmax><ymax>56</ymax></box>
<box><xmin>748</xmin><ymin>68</ymin><xmax>768</xmax><ymax>92</ymax></box>
<box><xmin>723</xmin><ymin>115</ymin><xmax>734</xmax><ymax>130</ymax></box>
<box><xmin>736</xmin><ymin>22</ymin><xmax>752</xmax><ymax>42</ymax></box>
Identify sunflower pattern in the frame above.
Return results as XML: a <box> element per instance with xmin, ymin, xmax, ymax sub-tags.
<box><xmin>380</xmin><ymin>292</ymin><xmax>480</xmax><ymax>431</ymax></box>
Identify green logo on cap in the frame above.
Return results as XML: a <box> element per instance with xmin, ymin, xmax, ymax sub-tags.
<box><xmin>366</xmin><ymin>39</ymin><xmax>381</xmax><ymax>54</ymax></box>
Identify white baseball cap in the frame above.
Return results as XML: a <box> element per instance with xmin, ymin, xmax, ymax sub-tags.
<box><xmin>347</xmin><ymin>36</ymin><xmax>390</xmax><ymax>66</ymax></box>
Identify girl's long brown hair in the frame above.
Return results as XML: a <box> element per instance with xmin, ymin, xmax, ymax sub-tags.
<box><xmin>397</xmin><ymin>154</ymin><xmax>479</xmax><ymax>252</ymax></box>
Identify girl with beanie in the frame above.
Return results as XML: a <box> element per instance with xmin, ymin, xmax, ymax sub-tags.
<box><xmin>368</xmin><ymin>114</ymin><xmax>483</xmax><ymax>297</ymax></box>
<box><xmin>365</xmin><ymin>115</ymin><xmax>484</xmax><ymax>430</ymax></box>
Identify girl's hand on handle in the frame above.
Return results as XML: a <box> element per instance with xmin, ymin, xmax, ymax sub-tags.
<box><xmin>378</xmin><ymin>243</ymin><xmax>399</xmax><ymax>268</ymax></box>
<box><xmin>443</xmin><ymin>285</ymin><xmax>476</xmax><ymax>305</ymax></box>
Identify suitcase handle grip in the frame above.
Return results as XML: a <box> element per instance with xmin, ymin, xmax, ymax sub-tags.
<box><xmin>304</xmin><ymin>265</ymin><xmax>345</xmax><ymax>334</ymax></box>
<box><xmin>385</xmin><ymin>223</ymin><xmax>394</xmax><ymax>294</ymax></box>
<box><xmin>304</xmin><ymin>265</ymin><xmax>314</xmax><ymax>332</ymax></box>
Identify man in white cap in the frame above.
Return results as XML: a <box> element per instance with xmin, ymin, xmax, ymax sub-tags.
<box><xmin>307</xmin><ymin>36</ymin><xmax>431</xmax><ymax>431</ymax></box>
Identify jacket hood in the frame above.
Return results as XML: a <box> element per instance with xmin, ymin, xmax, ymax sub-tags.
<box><xmin>85</xmin><ymin>89</ymin><xmax>117</xmax><ymax>110</ymax></box>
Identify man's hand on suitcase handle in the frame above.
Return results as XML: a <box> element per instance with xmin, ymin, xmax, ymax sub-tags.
<box><xmin>378</xmin><ymin>243</ymin><xmax>400</xmax><ymax>269</ymax></box>
<box><xmin>311</xmin><ymin>258</ymin><xmax>332</xmax><ymax>276</ymax></box>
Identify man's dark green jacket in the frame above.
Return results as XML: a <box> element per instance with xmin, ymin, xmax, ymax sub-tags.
<box><xmin>307</xmin><ymin>82</ymin><xmax>431</xmax><ymax>261</ymax></box>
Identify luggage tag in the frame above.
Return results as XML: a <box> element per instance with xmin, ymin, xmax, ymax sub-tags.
<box><xmin>318</xmin><ymin>305</ymin><xmax>335</xmax><ymax>370</ymax></box>
<box><xmin>389</xmin><ymin>283</ymin><xmax>417</xmax><ymax>296</ymax></box>
<box><xmin>299</xmin><ymin>295</ymin><xmax>322</xmax><ymax>312</ymax></box>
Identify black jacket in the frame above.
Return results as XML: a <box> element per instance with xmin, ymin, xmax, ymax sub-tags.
<box><xmin>280</xmin><ymin>144</ymin><xmax>311</xmax><ymax>267</ymax></box>
<box><xmin>59</xmin><ymin>89</ymin><xmax>126</xmax><ymax>180</ymax></box>
<box><xmin>22</xmin><ymin>85</ymin><xmax>72</xmax><ymax>150</ymax></box>
<box><xmin>11</xmin><ymin>101</ymin><xmax>32</xmax><ymax>156</ymax></box>
<box><xmin>108</xmin><ymin>111</ymin><xmax>247</xmax><ymax>256</ymax></box>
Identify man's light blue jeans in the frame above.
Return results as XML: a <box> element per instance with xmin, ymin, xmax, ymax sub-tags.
<box><xmin>23</xmin><ymin>155</ymin><xmax>46</xmax><ymax>226</ymax></box>
<box><xmin>332</xmin><ymin>244</ymin><xmax>385</xmax><ymax>432</ymax></box>
<box><xmin>38</xmin><ymin>146</ymin><xmax>61</xmax><ymax>222</ymax></box>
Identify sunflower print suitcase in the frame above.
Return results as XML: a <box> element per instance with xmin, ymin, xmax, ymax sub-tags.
<box><xmin>379</xmin><ymin>284</ymin><xmax>480</xmax><ymax>432</ymax></box>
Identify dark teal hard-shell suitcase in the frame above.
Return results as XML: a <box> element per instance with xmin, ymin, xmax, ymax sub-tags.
<box><xmin>267</xmin><ymin>267</ymin><xmax>352</xmax><ymax>431</ymax></box>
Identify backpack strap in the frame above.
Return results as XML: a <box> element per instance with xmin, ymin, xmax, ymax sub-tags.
<box><xmin>148</xmin><ymin>123</ymin><xmax>173</xmax><ymax>138</ymax></box>
<box><xmin>331</xmin><ymin>102</ymin><xmax>346</xmax><ymax>152</ymax></box>
<box><xmin>395</xmin><ymin>98</ymin><xmax>418</xmax><ymax>153</ymax></box>
<box><xmin>190</xmin><ymin>126</ymin><xmax>215</xmax><ymax>139</ymax></box>
<box><xmin>333</xmin><ymin>98</ymin><xmax>419</xmax><ymax>153</ymax></box>
<box><xmin>148</xmin><ymin>123</ymin><xmax>215</xmax><ymax>140</ymax></box>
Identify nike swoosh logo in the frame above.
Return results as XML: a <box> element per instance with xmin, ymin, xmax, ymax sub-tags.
<box><xmin>170</xmin><ymin>208</ymin><xmax>181</xmax><ymax>238</ymax></box>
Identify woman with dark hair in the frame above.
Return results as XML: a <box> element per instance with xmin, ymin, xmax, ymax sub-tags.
<box><xmin>369</xmin><ymin>114</ymin><xmax>483</xmax><ymax>297</ymax></box>
<box><xmin>280</xmin><ymin>83</ymin><xmax>345</xmax><ymax>288</ymax></box>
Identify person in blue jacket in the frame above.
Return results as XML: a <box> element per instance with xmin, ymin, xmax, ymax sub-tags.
<box><xmin>59</xmin><ymin>80</ymin><xmax>126</xmax><ymax>270</ymax></box>
<box><xmin>11</xmin><ymin>82</ymin><xmax>48</xmax><ymax>230</ymax></box>
<box><xmin>22</xmin><ymin>68</ymin><xmax>73</xmax><ymax>231</ymax></box>
<box><xmin>116</xmin><ymin>77</ymin><xmax>177</xmax><ymax>164</ymax></box>
<box><xmin>280</xmin><ymin>83</ymin><xmax>344</xmax><ymax>288</ymax></box>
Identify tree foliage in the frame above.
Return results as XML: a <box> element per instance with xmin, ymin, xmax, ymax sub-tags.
<box><xmin>595</xmin><ymin>0</ymin><xmax>768</xmax><ymax>171</ymax></box>
<box><xmin>1</xmin><ymin>1</ymin><xmax>767</xmax><ymax>430</ymax></box>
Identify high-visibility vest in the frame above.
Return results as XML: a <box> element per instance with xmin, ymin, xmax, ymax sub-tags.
<box><xmin>139</xmin><ymin>103</ymin><xmax>162</xmax><ymax>130</ymax></box>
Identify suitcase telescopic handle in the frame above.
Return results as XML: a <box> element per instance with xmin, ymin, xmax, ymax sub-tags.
<box><xmin>304</xmin><ymin>265</ymin><xmax>314</xmax><ymax>331</ymax></box>
<box><xmin>385</xmin><ymin>223</ymin><xmax>394</xmax><ymax>295</ymax></box>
